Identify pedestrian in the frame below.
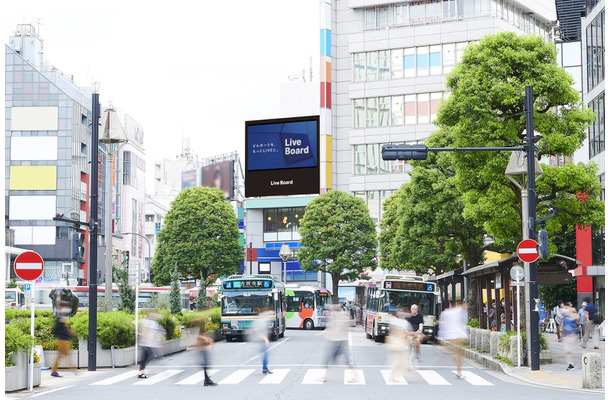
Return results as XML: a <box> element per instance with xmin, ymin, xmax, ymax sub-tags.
<box><xmin>138</xmin><ymin>313</ymin><xmax>165</xmax><ymax>378</ymax></box>
<box><xmin>554</xmin><ymin>300</ymin><xmax>564</xmax><ymax>341</ymax></box>
<box><xmin>582</xmin><ymin>297</ymin><xmax>601</xmax><ymax>349</ymax></box>
<box><xmin>250</xmin><ymin>307</ymin><xmax>274</xmax><ymax>374</ymax></box>
<box><xmin>317</xmin><ymin>301</ymin><xmax>355</xmax><ymax>382</ymax></box>
<box><xmin>488</xmin><ymin>299</ymin><xmax>497</xmax><ymax>331</ymax></box>
<box><xmin>386</xmin><ymin>310</ymin><xmax>409</xmax><ymax>382</ymax></box>
<box><xmin>437</xmin><ymin>302</ymin><xmax>468</xmax><ymax>379</ymax></box>
<box><xmin>50</xmin><ymin>305</ymin><xmax>75</xmax><ymax>377</ymax></box>
<box><xmin>405</xmin><ymin>304</ymin><xmax>424</xmax><ymax>358</ymax></box>
<box><xmin>196</xmin><ymin>322</ymin><xmax>217</xmax><ymax>386</ymax></box>
<box><xmin>561</xmin><ymin>301</ymin><xmax>579</xmax><ymax>370</ymax></box>
<box><xmin>578</xmin><ymin>301</ymin><xmax>587</xmax><ymax>341</ymax></box>
<box><xmin>499</xmin><ymin>298</ymin><xmax>506</xmax><ymax>332</ymax></box>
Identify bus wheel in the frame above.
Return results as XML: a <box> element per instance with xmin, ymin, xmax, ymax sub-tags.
<box><xmin>279</xmin><ymin>330</ymin><xmax>285</xmax><ymax>338</ymax></box>
<box><xmin>373</xmin><ymin>325</ymin><xmax>383</xmax><ymax>342</ymax></box>
<box><xmin>271</xmin><ymin>333</ymin><xmax>278</xmax><ymax>342</ymax></box>
<box><xmin>304</xmin><ymin>319</ymin><xmax>314</xmax><ymax>330</ymax></box>
<box><xmin>225</xmin><ymin>335</ymin><xmax>234</xmax><ymax>342</ymax></box>
<box><xmin>366</xmin><ymin>331</ymin><xmax>372</xmax><ymax>339</ymax></box>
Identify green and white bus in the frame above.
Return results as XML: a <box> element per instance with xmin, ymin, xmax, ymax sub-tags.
<box><xmin>220</xmin><ymin>275</ymin><xmax>286</xmax><ymax>342</ymax></box>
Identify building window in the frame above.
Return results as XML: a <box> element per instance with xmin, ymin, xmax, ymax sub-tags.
<box><xmin>586</xmin><ymin>10</ymin><xmax>605</xmax><ymax>91</ymax></box>
<box><xmin>263</xmin><ymin>207</ymin><xmax>306</xmax><ymax>242</ymax></box>
<box><xmin>354</xmin><ymin>145</ymin><xmax>366</xmax><ymax>175</ymax></box>
<box><xmin>56</xmin><ymin>227</ymin><xmax>69</xmax><ymax>239</ymax></box>
<box><xmin>123</xmin><ymin>151</ymin><xmax>132</xmax><ymax>186</ymax></box>
<box><xmin>354</xmin><ymin>53</ymin><xmax>365</xmax><ymax>82</ymax></box>
<box><xmin>589</xmin><ymin>92</ymin><xmax>605</xmax><ymax>158</ymax></box>
<box><xmin>379</xmin><ymin>96</ymin><xmax>390</xmax><ymax>127</ymax></box>
<box><xmin>366</xmin><ymin>144</ymin><xmax>379</xmax><ymax>174</ymax></box>
<box><xmin>367</xmin><ymin>51</ymin><xmax>378</xmax><ymax>81</ymax></box>
<box><xmin>354</xmin><ymin>99</ymin><xmax>365</xmax><ymax>128</ymax></box>
<box><xmin>366</xmin><ymin>98</ymin><xmax>378</xmax><ymax>128</ymax></box>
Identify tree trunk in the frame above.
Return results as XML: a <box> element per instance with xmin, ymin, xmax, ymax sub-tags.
<box><xmin>331</xmin><ymin>272</ymin><xmax>340</xmax><ymax>304</ymax></box>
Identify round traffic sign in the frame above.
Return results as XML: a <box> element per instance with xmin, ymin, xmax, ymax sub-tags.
<box><xmin>517</xmin><ymin>239</ymin><xmax>539</xmax><ymax>263</ymax></box>
<box><xmin>510</xmin><ymin>265</ymin><xmax>525</xmax><ymax>281</ymax></box>
<box><xmin>14</xmin><ymin>251</ymin><xmax>44</xmax><ymax>281</ymax></box>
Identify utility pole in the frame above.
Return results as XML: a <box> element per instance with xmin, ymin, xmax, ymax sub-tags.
<box><xmin>88</xmin><ymin>88</ymin><xmax>100</xmax><ymax>371</ymax></box>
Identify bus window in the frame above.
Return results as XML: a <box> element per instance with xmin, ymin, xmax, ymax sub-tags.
<box><xmin>287</xmin><ymin>296</ymin><xmax>302</xmax><ymax>312</ymax></box>
<box><xmin>303</xmin><ymin>295</ymin><xmax>314</xmax><ymax>309</ymax></box>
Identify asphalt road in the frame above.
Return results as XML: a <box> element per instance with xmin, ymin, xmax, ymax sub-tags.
<box><xmin>8</xmin><ymin>327</ymin><xmax>605</xmax><ymax>400</ymax></box>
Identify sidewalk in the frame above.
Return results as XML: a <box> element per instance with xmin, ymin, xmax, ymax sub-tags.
<box><xmin>460</xmin><ymin>331</ymin><xmax>605</xmax><ymax>394</ymax></box>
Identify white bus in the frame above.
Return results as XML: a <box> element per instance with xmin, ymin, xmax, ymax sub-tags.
<box><xmin>5</xmin><ymin>287</ymin><xmax>25</xmax><ymax>309</ymax></box>
<box><xmin>364</xmin><ymin>275</ymin><xmax>440</xmax><ymax>343</ymax></box>
<box><xmin>220</xmin><ymin>275</ymin><xmax>286</xmax><ymax>342</ymax></box>
<box><xmin>285</xmin><ymin>285</ymin><xmax>331</xmax><ymax>329</ymax></box>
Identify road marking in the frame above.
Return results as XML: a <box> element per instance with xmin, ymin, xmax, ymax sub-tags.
<box><xmin>90</xmin><ymin>370</ymin><xmax>138</xmax><ymax>385</ymax></box>
<box><xmin>344</xmin><ymin>369</ymin><xmax>365</xmax><ymax>384</ymax></box>
<box><xmin>417</xmin><ymin>370</ymin><xmax>451</xmax><ymax>385</ymax></box>
<box><xmin>380</xmin><ymin>370</ymin><xmax>408</xmax><ymax>385</ymax></box>
<box><xmin>302</xmin><ymin>368</ymin><xmax>326</xmax><ymax>384</ymax></box>
<box><xmin>218</xmin><ymin>369</ymin><xmax>255</xmax><ymax>384</ymax></box>
<box><xmin>456</xmin><ymin>370</ymin><xmax>493</xmax><ymax>385</ymax></box>
<box><xmin>241</xmin><ymin>337</ymin><xmax>291</xmax><ymax>364</ymax></box>
<box><xmin>31</xmin><ymin>385</ymin><xmax>74</xmax><ymax>397</ymax></box>
<box><xmin>132</xmin><ymin>369</ymin><xmax>182</xmax><ymax>385</ymax></box>
<box><xmin>176</xmin><ymin>369</ymin><xmax>219</xmax><ymax>385</ymax></box>
<box><xmin>259</xmin><ymin>368</ymin><xmax>290</xmax><ymax>384</ymax></box>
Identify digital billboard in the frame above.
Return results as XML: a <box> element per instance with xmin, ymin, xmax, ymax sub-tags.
<box><xmin>181</xmin><ymin>169</ymin><xmax>198</xmax><ymax>190</ymax></box>
<box><xmin>201</xmin><ymin>160</ymin><xmax>234</xmax><ymax>199</ymax></box>
<box><xmin>245</xmin><ymin>115</ymin><xmax>319</xmax><ymax>197</ymax></box>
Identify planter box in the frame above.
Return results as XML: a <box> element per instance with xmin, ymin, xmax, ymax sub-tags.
<box><xmin>78</xmin><ymin>339</ymin><xmax>137</xmax><ymax>368</ymax></box>
<box><xmin>43</xmin><ymin>349</ymin><xmax>79</xmax><ymax>370</ymax></box>
<box><xmin>540</xmin><ymin>349</ymin><xmax>552</xmax><ymax>363</ymax></box>
<box><xmin>5</xmin><ymin>352</ymin><xmax>41</xmax><ymax>392</ymax></box>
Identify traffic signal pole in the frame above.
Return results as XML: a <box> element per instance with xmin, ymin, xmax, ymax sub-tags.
<box><xmin>88</xmin><ymin>90</ymin><xmax>100</xmax><ymax>371</ymax></box>
<box><xmin>381</xmin><ymin>85</ymin><xmax>540</xmax><ymax>370</ymax></box>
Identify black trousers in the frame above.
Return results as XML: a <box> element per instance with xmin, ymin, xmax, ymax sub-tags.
<box><xmin>140</xmin><ymin>346</ymin><xmax>155</xmax><ymax>370</ymax></box>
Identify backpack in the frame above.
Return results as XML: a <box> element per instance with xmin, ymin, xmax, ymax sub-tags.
<box><xmin>554</xmin><ymin>306</ymin><xmax>563</xmax><ymax>324</ymax></box>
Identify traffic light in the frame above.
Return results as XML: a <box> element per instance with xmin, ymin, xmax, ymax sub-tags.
<box><xmin>123</xmin><ymin>250</ymin><xmax>130</xmax><ymax>267</ymax></box>
<box><xmin>72</xmin><ymin>232</ymin><xmax>85</xmax><ymax>261</ymax></box>
<box><xmin>381</xmin><ymin>144</ymin><xmax>428</xmax><ymax>160</ymax></box>
<box><xmin>538</xmin><ymin>229</ymin><xmax>548</xmax><ymax>259</ymax></box>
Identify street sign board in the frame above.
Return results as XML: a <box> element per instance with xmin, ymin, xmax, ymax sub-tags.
<box><xmin>510</xmin><ymin>280</ymin><xmax>525</xmax><ymax>286</ymax></box>
<box><xmin>24</xmin><ymin>283</ymin><xmax>31</xmax><ymax>291</ymax></box>
<box><xmin>516</xmin><ymin>239</ymin><xmax>539</xmax><ymax>263</ymax></box>
<box><xmin>510</xmin><ymin>265</ymin><xmax>525</xmax><ymax>281</ymax></box>
<box><xmin>14</xmin><ymin>251</ymin><xmax>44</xmax><ymax>281</ymax></box>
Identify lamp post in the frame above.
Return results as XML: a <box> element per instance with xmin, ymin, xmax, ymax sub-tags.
<box><xmin>120</xmin><ymin>231</ymin><xmax>151</xmax><ymax>366</ymax></box>
<box><xmin>279</xmin><ymin>244</ymin><xmax>292</xmax><ymax>284</ymax></box>
<box><xmin>99</xmin><ymin>108</ymin><xmax>128</xmax><ymax>308</ymax></box>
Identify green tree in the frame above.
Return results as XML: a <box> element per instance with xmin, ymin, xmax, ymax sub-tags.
<box><xmin>169</xmin><ymin>265</ymin><xmax>181</xmax><ymax>315</ymax></box>
<box><xmin>297</xmin><ymin>190</ymin><xmax>377</xmax><ymax>300</ymax></box>
<box><xmin>151</xmin><ymin>186</ymin><xmax>243</xmax><ymax>294</ymax></box>
<box><xmin>195</xmin><ymin>279</ymin><xmax>207</xmax><ymax>310</ymax></box>
<box><xmin>430</xmin><ymin>32</ymin><xmax>602</xmax><ymax>252</ymax></box>
<box><xmin>113</xmin><ymin>262</ymin><xmax>135</xmax><ymax>314</ymax></box>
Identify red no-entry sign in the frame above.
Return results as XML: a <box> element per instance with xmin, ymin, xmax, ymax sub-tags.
<box><xmin>517</xmin><ymin>239</ymin><xmax>539</xmax><ymax>263</ymax></box>
<box><xmin>14</xmin><ymin>251</ymin><xmax>44</xmax><ymax>281</ymax></box>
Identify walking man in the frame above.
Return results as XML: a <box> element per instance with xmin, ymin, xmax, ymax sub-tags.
<box><xmin>405</xmin><ymin>304</ymin><xmax>424</xmax><ymax>358</ymax></box>
<box><xmin>251</xmin><ymin>308</ymin><xmax>274</xmax><ymax>374</ymax></box>
<box><xmin>50</xmin><ymin>305</ymin><xmax>75</xmax><ymax>377</ymax></box>
<box><xmin>437</xmin><ymin>302</ymin><xmax>468</xmax><ymax>379</ymax></box>
<box><xmin>138</xmin><ymin>313</ymin><xmax>165</xmax><ymax>378</ymax></box>
<box><xmin>582</xmin><ymin>297</ymin><xmax>601</xmax><ymax>349</ymax></box>
<box><xmin>317</xmin><ymin>302</ymin><xmax>355</xmax><ymax>382</ymax></box>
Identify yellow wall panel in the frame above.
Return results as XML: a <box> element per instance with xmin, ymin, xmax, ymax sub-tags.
<box><xmin>9</xmin><ymin>166</ymin><xmax>57</xmax><ymax>190</ymax></box>
<box><xmin>325</xmin><ymin>162</ymin><xmax>332</xmax><ymax>189</ymax></box>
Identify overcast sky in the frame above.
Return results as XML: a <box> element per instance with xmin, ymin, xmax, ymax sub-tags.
<box><xmin>5</xmin><ymin>1</ymin><xmax>320</xmax><ymax>189</ymax></box>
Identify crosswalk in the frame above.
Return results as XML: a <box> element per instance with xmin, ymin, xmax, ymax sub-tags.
<box><xmin>88</xmin><ymin>367</ymin><xmax>494</xmax><ymax>387</ymax></box>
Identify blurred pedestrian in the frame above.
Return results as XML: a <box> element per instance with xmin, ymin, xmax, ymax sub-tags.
<box><xmin>250</xmin><ymin>307</ymin><xmax>274</xmax><ymax>374</ymax></box>
<box><xmin>578</xmin><ymin>301</ymin><xmax>587</xmax><ymax>341</ymax></box>
<box><xmin>488</xmin><ymin>299</ymin><xmax>497</xmax><ymax>331</ymax></box>
<box><xmin>554</xmin><ymin>300</ymin><xmax>564</xmax><ymax>341</ymax></box>
<box><xmin>317</xmin><ymin>302</ymin><xmax>355</xmax><ymax>382</ymax></box>
<box><xmin>50</xmin><ymin>305</ymin><xmax>75</xmax><ymax>377</ymax></box>
<box><xmin>561</xmin><ymin>301</ymin><xmax>579</xmax><ymax>370</ymax></box>
<box><xmin>138</xmin><ymin>313</ymin><xmax>165</xmax><ymax>378</ymax></box>
<box><xmin>405</xmin><ymin>304</ymin><xmax>424</xmax><ymax>359</ymax></box>
<box><xmin>582</xmin><ymin>297</ymin><xmax>601</xmax><ymax>349</ymax></box>
<box><xmin>437</xmin><ymin>302</ymin><xmax>468</xmax><ymax>379</ymax></box>
<box><xmin>197</xmin><ymin>320</ymin><xmax>217</xmax><ymax>386</ymax></box>
<box><xmin>386</xmin><ymin>310</ymin><xmax>410</xmax><ymax>381</ymax></box>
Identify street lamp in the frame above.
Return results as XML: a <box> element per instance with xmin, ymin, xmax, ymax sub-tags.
<box><xmin>120</xmin><ymin>232</ymin><xmax>151</xmax><ymax>366</ymax></box>
<box><xmin>99</xmin><ymin>108</ymin><xmax>128</xmax><ymax>307</ymax></box>
<box><xmin>279</xmin><ymin>244</ymin><xmax>292</xmax><ymax>285</ymax></box>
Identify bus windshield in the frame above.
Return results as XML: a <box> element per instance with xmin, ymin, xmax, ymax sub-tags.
<box><xmin>221</xmin><ymin>291</ymin><xmax>273</xmax><ymax>316</ymax></box>
<box><xmin>316</xmin><ymin>292</ymin><xmax>331</xmax><ymax>309</ymax></box>
<box><xmin>380</xmin><ymin>290</ymin><xmax>436</xmax><ymax>316</ymax></box>
<box><xmin>5</xmin><ymin>291</ymin><xmax>17</xmax><ymax>301</ymax></box>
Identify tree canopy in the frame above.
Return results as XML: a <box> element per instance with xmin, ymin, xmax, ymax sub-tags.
<box><xmin>151</xmin><ymin>186</ymin><xmax>243</xmax><ymax>288</ymax></box>
<box><xmin>298</xmin><ymin>190</ymin><xmax>377</xmax><ymax>299</ymax></box>
<box><xmin>379</xmin><ymin>32</ymin><xmax>603</xmax><ymax>274</ymax></box>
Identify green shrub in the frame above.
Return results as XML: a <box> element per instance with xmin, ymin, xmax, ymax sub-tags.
<box><xmin>70</xmin><ymin>311</ymin><xmax>135</xmax><ymax>349</ymax></box>
<box><xmin>157</xmin><ymin>309</ymin><xmax>178</xmax><ymax>340</ymax></box>
<box><xmin>467</xmin><ymin>318</ymin><xmax>479</xmax><ymax>328</ymax></box>
<box><xmin>5</xmin><ymin>323</ymin><xmax>32</xmax><ymax>366</ymax></box>
<box><xmin>5</xmin><ymin>308</ymin><xmax>54</xmax><ymax>321</ymax></box>
<box><xmin>499</xmin><ymin>330</ymin><xmax>528</xmax><ymax>351</ymax></box>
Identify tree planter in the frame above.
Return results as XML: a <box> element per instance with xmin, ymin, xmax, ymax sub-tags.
<box><xmin>78</xmin><ymin>339</ymin><xmax>136</xmax><ymax>368</ymax></box>
<box><xmin>540</xmin><ymin>349</ymin><xmax>552</xmax><ymax>363</ymax></box>
<box><xmin>5</xmin><ymin>352</ymin><xmax>41</xmax><ymax>392</ymax></box>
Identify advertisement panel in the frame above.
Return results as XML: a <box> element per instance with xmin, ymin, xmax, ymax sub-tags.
<box><xmin>201</xmin><ymin>160</ymin><xmax>234</xmax><ymax>199</ymax></box>
<box><xmin>181</xmin><ymin>169</ymin><xmax>198</xmax><ymax>190</ymax></box>
<box><xmin>245</xmin><ymin>115</ymin><xmax>319</xmax><ymax>197</ymax></box>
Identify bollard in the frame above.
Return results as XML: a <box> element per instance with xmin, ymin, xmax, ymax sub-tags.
<box><xmin>510</xmin><ymin>335</ymin><xmax>524</xmax><ymax>366</ymax></box>
<box><xmin>470</xmin><ymin>329</ymin><xmax>478</xmax><ymax>349</ymax></box>
<box><xmin>490</xmin><ymin>331</ymin><xmax>502</xmax><ymax>356</ymax></box>
<box><xmin>480</xmin><ymin>329</ymin><xmax>490</xmax><ymax>353</ymax></box>
<box><xmin>582</xmin><ymin>352</ymin><xmax>602</xmax><ymax>389</ymax></box>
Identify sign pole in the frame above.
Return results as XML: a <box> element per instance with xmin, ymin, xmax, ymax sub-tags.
<box><xmin>516</xmin><ymin>280</ymin><xmax>521</xmax><ymax>367</ymax></box>
<box><xmin>29</xmin><ymin>281</ymin><xmax>35</xmax><ymax>391</ymax></box>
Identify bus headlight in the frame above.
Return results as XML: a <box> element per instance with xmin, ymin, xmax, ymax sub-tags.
<box><xmin>268</xmin><ymin>321</ymin><xmax>275</xmax><ymax>329</ymax></box>
<box><xmin>222</xmin><ymin>323</ymin><xmax>230</xmax><ymax>330</ymax></box>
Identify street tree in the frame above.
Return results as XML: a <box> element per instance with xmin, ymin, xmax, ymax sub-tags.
<box><xmin>429</xmin><ymin>31</ymin><xmax>602</xmax><ymax>252</ymax></box>
<box><xmin>113</xmin><ymin>262</ymin><xmax>135</xmax><ymax>314</ymax></box>
<box><xmin>298</xmin><ymin>190</ymin><xmax>377</xmax><ymax>300</ymax></box>
<box><xmin>151</xmin><ymin>186</ymin><xmax>243</xmax><ymax>295</ymax></box>
<box><xmin>169</xmin><ymin>265</ymin><xmax>181</xmax><ymax>315</ymax></box>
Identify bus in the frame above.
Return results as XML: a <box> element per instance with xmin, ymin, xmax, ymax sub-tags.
<box><xmin>364</xmin><ymin>275</ymin><xmax>440</xmax><ymax>343</ymax></box>
<box><xmin>285</xmin><ymin>285</ymin><xmax>331</xmax><ymax>329</ymax></box>
<box><xmin>220</xmin><ymin>275</ymin><xmax>286</xmax><ymax>342</ymax></box>
<box><xmin>5</xmin><ymin>287</ymin><xmax>26</xmax><ymax>309</ymax></box>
